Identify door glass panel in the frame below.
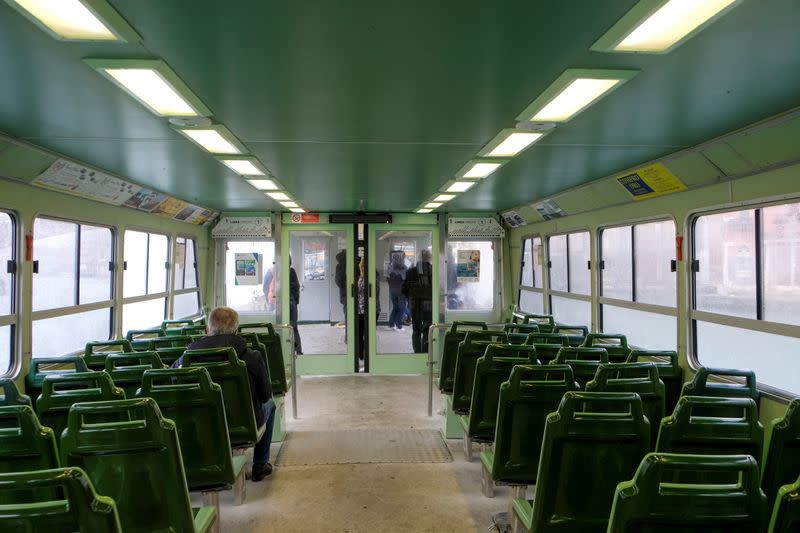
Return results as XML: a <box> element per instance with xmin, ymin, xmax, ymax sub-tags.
<box><xmin>289</xmin><ymin>230</ymin><xmax>347</xmax><ymax>355</ymax></box>
<box><xmin>445</xmin><ymin>240</ymin><xmax>495</xmax><ymax>311</ymax></box>
<box><xmin>376</xmin><ymin>230</ymin><xmax>432</xmax><ymax>354</ymax></box>
<box><xmin>225</xmin><ymin>241</ymin><xmax>276</xmax><ymax>314</ymax></box>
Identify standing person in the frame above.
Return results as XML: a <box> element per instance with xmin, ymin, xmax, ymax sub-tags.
<box><xmin>354</xmin><ymin>257</ymin><xmax>367</xmax><ymax>365</ymax></box>
<box><xmin>334</xmin><ymin>249</ymin><xmax>347</xmax><ymax>342</ymax></box>
<box><xmin>387</xmin><ymin>251</ymin><xmax>408</xmax><ymax>330</ymax></box>
<box><xmin>173</xmin><ymin>306</ymin><xmax>275</xmax><ymax>481</ymax></box>
<box><xmin>403</xmin><ymin>249</ymin><xmax>433</xmax><ymax>353</ymax></box>
<box><xmin>262</xmin><ymin>264</ymin><xmax>276</xmax><ymax>312</ymax></box>
<box><xmin>289</xmin><ymin>256</ymin><xmax>303</xmax><ymax>355</ymax></box>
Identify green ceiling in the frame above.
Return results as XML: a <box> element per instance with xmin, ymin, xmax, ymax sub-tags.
<box><xmin>0</xmin><ymin>0</ymin><xmax>798</xmax><ymax>212</ymax></box>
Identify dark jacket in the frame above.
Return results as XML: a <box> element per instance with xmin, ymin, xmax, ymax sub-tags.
<box><xmin>175</xmin><ymin>334</ymin><xmax>272</xmax><ymax>427</ymax></box>
<box><xmin>289</xmin><ymin>267</ymin><xmax>301</xmax><ymax>305</ymax></box>
<box><xmin>403</xmin><ymin>261</ymin><xmax>433</xmax><ymax>314</ymax></box>
<box><xmin>334</xmin><ymin>250</ymin><xmax>347</xmax><ymax>305</ymax></box>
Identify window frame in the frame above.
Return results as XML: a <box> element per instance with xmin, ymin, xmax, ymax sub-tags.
<box><xmin>547</xmin><ymin>229</ymin><xmax>592</xmax><ymax>302</ymax></box>
<box><xmin>517</xmin><ymin>234</ymin><xmax>546</xmax><ymax>314</ymax></box>
<box><xmin>0</xmin><ymin>210</ymin><xmax>18</xmax><ymax>376</ymax></box>
<box><xmin>171</xmin><ymin>235</ymin><xmax>201</xmax><ymax>319</ymax></box>
<box><xmin>444</xmin><ymin>237</ymin><xmax>501</xmax><ymax>314</ymax></box>
<box><xmin>121</xmin><ymin>228</ymin><xmax>170</xmax><ymax>331</ymax></box>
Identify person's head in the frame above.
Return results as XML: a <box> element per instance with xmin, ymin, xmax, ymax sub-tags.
<box><xmin>420</xmin><ymin>249</ymin><xmax>432</xmax><ymax>263</ymax></box>
<box><xmin>207</xmin><ymin>306</ymin><xmax>240</xmax><ymax>335</ymax></box>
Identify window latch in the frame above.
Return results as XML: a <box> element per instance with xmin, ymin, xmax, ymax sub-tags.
<box><xmin>670</xmin><ymin>260</ymin><xmax>677</xmax><ymax>273</ymax></box>
<box><xmin>122</xmin><ymin>261</ymin><xmax>128</xmax><ymax>271</ymax></box>
<box><xmin>546</xmin><ymin>260</ymin><xmax>552</xmax><ymax>268</ymax></box>
<box><xmin>350</xmin><ymin>283</ymin><xmax>355</xmax><ymax>298</ymax></box>
<box><xmin>165</xmin><ymin>262</ymin><xmax>170</xmax><ymax>270</ymax></box>
<box><xmin>599</xmin><ymin>260</ymin><xmax>605</xmax><ymax>270</ymax></box>
<box><xmin>691</xmin><ymin>259</ymin><xmax>700</xmax><ymax>273</ymax></box>
<box><xmin>108</xmin><ymin>261</ymin><xmax>115</xmax><ymax>272</ymax></box>
<box><xmin>6</xmin><ymin>260</ymin><xmax>16</xmax><ymax>274</ymax></box>
<box><xmin>32</xmin><ymin>260</ymin><xmax>39</xmax><ymax>274</ymax></box>
<box><xmin>587</xmin><ymin>260</ymin><xmax>591</xmax><ymax>270</ymax></box>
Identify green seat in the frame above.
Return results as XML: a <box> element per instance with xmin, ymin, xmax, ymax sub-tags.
<box><xmin>104</xmin><ymin>352</ymin><xmax>164</xmax><ymax>399</ymax></box>
<box><xmin>0</xmin><ymin>467</ymin><xmax>122</xmax><ymax>532</ymax></box>
<box><xmin>83</xmin><ymin>340</ymin><xmax>134</xmax><ymax>371</ymax></box>
<box><xmin>151</xmin><ymin>335</ymin><xmax>192</xmax><ymax>366</ymax></box>
<box><xmin>0</xmin><ymin>405</ymin><xmax>60</xmax><ymax>504</ymax></box>
<box><xmin>503</xmin><ymin>323</ymin><xmax>540</xmax><ymax>335</ymax></box>
<box><xmin>461</xmin><ymin>344</ymin><xmax>538</xmax><ymax>447</ymax></box>
<box><xmin>520</xmin><ymin>313</ymin><xmax>555</xmax><ymax>333</ymax></box>
<box><xmin>586</xmin><ymin>362</ymin><xmax>665</xmax><ymax>448</ymax></box>
<box><xmin>437</xmin><ymin>321</ymin><xmax>488</xmax><ymax>393</ymax></box>
<box><xmin>769</xmin><ymin>475</ymin><xmax>800</xmax><ymax>533</ymax></box>
<box><xmin>239</xmin><ymin>332</ymin><xmax>279</xmax><ymax>393</ymax></box>
<box><xmin>681</xmin><ymin>367</ymin><xmax>760</xmax><ymax>416</ymax></box>
<box><xmin>451</xmin><ymin>330</ymin><xmax>508</xmax><ymax>414</ymax></box>
<box><xmin>137</xmin><ymin>368</ymin><xmax>245</xmax><ymax>493</ymax></box>
<box><xmin>551</xmin><ymin>346</ymin><xmax>609</xmax><ymax>389</ymax></box>
<box><xmin>162</xmin><ymin>319</ymin><xmax>196</xmax><ymax>335</ymax></box>
<box><xmin>181</xmin><ymin>324</ymin><xmax>207</xmax><ymax>336</ymax></box>
<box><xmin>762</xmin><ymin>399</ymin><xmax>800</xmax><ymax>511</ymax></box>
<box><xmin>25</xmin><ymin>357</ymin><xmax>89</xmax><ymax>409</ymax></box>
<box><xmin>524</xmin><ymin>343</ymin><xmax>564</xmax><ymax>365</ymax></box>
<box><xmin>580</xmin><ymin>333</ymin><xmax>630</xmax><ymax>362</ymax></box>
<box><xmin>481</xmin><ymin>365</ymin><xmax>579</xmax><ymax>488</ymax></box>
<box><xmin>511</xmin><ymin>391</ymin><xmax>650</xmax><ymax>532</ymax></box>
<box><xmin>553</xmin><ymin>324</ymin><xmax>589</xmax><ymax>346</ymax></box>
<box><xmin>239</xmin><ymin>323</ymin><xmax>290</xmax><ymax>395</ymax></box>
<box><xmin>608</xmin><ymin>453</ymin><xmax>767</xmax><ymax>533</ymax></box>
<box><xmin>36</xmin><ymin>371</ymin><xmax>125</xmax><ymax>440</ymax></box>
<box><xmin>182</xmin><ymin>348</ymin><xmax>264</xmax><ymax>448</ymax></box>
<box><xmin>125</xmin><ymin>328</ymin><xmax>166</xmax><ymax>351</ymax></box>
<box><xmin>525</xmin><ymin>332</ymin><xmax>569</xmax><ymax>347</ymax></box>
<box><xmin>0</xmin><ymin>378</ymin><xmax>31</xmax><ymax>408</ymax></box>
<box><xmin>627</xmin><ymin>349</ymin><xmax>683</xmax><ymax>415</ymax></box>
<box><xmin>656</xmin><ymin>396</ymin><xmax>764</xmax><ymax>484</ymax></box>
<box><xmin>60</xmin><ymin>398</ymin><xmax>217</xmax><ymax>533</ymax></box>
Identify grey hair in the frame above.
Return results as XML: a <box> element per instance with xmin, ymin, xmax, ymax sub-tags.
<box><xmin>420</xmin><ymin>249</ymin><xmax>432</xmax><ymax>262</ymax></box>
<box><xmin>207</xmin><ymin>306</ymin><xmax>240</xmax><ymax>335</ymax></box>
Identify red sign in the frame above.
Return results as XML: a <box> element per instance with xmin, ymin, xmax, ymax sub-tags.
<box><xmin>290</xmin><ymin>213</ymin><xmax>321</xmax><ymax>223</ymax></box>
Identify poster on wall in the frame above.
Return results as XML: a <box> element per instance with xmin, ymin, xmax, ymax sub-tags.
<box><xmin>234</xmin><ymin>253</ymin><xmax>262</xmax><ymax>286</ymax></box>
<box><xmin>456</xmin><ymin>249</ymin><xmax>481</xmax><ymax>283</ymax></box>
<box><xmin>616</xmin><ymin>162</ymin><xmax>686</xmax><ymax>201</ymax></box>
<box><xmin>32</xmin><ymin>159</ymin><xmax>141</xmax><ymax>205</ymax></box>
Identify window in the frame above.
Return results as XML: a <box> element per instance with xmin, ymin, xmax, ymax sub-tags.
<box><xmin>225</xmin><ymin>241</ymin><xmax>276</xmax><ymax>314</ymax></box>
<box><xmin>692</xmin><ymin>202</ymin><xmax>800</xmax><ymax>395</ymax></box>
<box><xmin>122</xmin><ymin>230</ymin><xmax>168</xmax><ymax>334</ymax></box>
<box><xmin>518</xmin><ymin>236</ymin><xmax>545</xmax><ymax>314</ymax></box>
<box><xmin>547</xmin><ymin>231</ymin><xmax>591</xmax><ymax>327</ymax></box>
<box><xmin>31</xmin><ymin>218</ymin><xmax>114</xmax><ymax>357</ymax></box>
<box><xmin>599</xmin><ymin>220</ymin><xmax>677</xmax><ymax>349</ymax></box>
<box><xmin>446</xmin><ymin>240</ymin><xmax>496</xmax><ymax>311</ymax></box>
<box><xmin>172</xmin><ymin>237</ymin><xmax>200</xmax><ymax>319</ymax></box>
<box><xmin>0</xmin><ymin>212</ymin><xmax>16</xmax><ymax>374</ymax></box>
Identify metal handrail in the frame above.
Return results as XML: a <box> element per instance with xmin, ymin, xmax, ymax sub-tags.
<box><xmin>272</xmin><ymin>324</ymin><xmax>297</xmax><ymax>419</ymax></box>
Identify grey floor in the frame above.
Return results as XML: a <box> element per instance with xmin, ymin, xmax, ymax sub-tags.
<box><xmin>298</xmin><ymin>323</ymin><xmax>417</xmax><ymax>354</ymax></box>
<box><xmin>215</xmin><ymin>374</ymin><xmax>513</xmax><ymax>532</ymax></box>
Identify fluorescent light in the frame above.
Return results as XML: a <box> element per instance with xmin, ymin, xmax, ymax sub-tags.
<box><xmin>7</xmin><ymin>0</ymin><xmax>140</xmax><ymax>42</ymax></box>
<box><xmin>267</xmin><ymin>191</ymin><xmax>290</xmax><ymax>201</ymax></box>
<box><xmin>417</xmin><ymin>208</ymin><xmax>433</xmax><ymax>214</ymax></box>
<box><xmin>221</xmin><ymin>159</ymin><xmax>263</xmax><ymax>175</ymax></box>
<box><xmin>103</xmin><ymin>69</ymin><xmax>196</xmax><ymax>116</ymax></box>
<box><xmin>486</xmin><ymin>132</ymin><xmax>543</xmax><ymax>157</ymax></box>
<box><xmin>464</xmin><ymin>162</ymin><xmax>501</xmax><ymax>178</ymax></box>
<box><xmin>615</xmin><ymin>0</ymin><xmax>739</xmax><ymax>53</ymax></box>
<box><xmin>181</xmin><ymin>129</ymin><xmax>241</xmax><ymax>154</ymax></box>
<box><xmin>424</xmin><ymin>202</ymin><xmax>442</xmax><ymax>209</ymax></box>
<box><xmin>446</xmin><ymin>181</ymin><xmax>475</xmax><ymax>193</ymax></box>
<box><xmin>281</xmin><ymin>201</ymin><xmax>299</xmax><ymax>208</ymax></box>
<box><xmin>533</xmin><ymin>79</ymin><xmax>619</xmax><ymax>122</ymax></box>
<box><xmin>434</xmin><ymin>194</ymin><xmax>455</xmax><ymax>202</ymax></box>
<box><xmin>290</xmin><ymin>207</ymin><xmax>306</xmax><ymax>213</ymax></box>
<box><xmin>247</xmin><ymin>179</ymin><xmax>278</xmax><ymax>190</ymax></box>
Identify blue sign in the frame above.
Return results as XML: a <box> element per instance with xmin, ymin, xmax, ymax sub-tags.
<box><xmin>617</xmin><ymin>173</ymin><xmax>655</xmax><ymax>197</ymax></box>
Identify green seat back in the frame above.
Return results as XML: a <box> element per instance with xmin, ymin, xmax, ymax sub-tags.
<box><xmin>25</xmin><ymin>357</ymin><xmax>89</xmax><ymax>409</ymax></box>
<box><xmin>681</xmin><ymin>367</ymin><xmax>760</xmax><ymax>416</ymax></box>
<box><xmin>770</xmin><ymin>475</ymin><xmax>800</xmax><ymax>533</ymax></box>
<box><xmin>83</xmin><ymin>340</ymin><xmax>133</xmax><ymax>371</ymax></box>
<box><xmin>162</xmin><ymin>319</ymin><xmax>195</xmax><ymax>335</ymax></box>
<box><xmin>239</xmin><ymin>323</ymin><xmax>289</xmax><ymax>395</ymax></box>
<box><xmin>60</xmin><ymin>398</ymin><xmax>198</xmax><ymax>533</ymax></box>
<box><xmin>627</xmin><ymin>350</ymin><xmax>682</xmax><ymax>414</ymax></box>
<box><xmin>465</xmin><ymin>344</ymin><xmax>539</xmax><ymax>442</ymax></box>
<box><xmin>527</xmin><ymin>391</ymin><xmax>651</xmax><ymax>532</ymax></box>
<box><xmin>151</xmin><ymin>335</ymin><xmax>192</xmax><ymax>366</ymax></box>
<box><xmin>656</xmin><ymin>396</ymin><xmax>763</xmax><ymax>484</ymax></box>
<box><xmin>182</xmin><ymin>348</ymin><xmax>259</xmax><ymax>447</ymax></box>
<box><xmin>181</xmin><ymin>325</ymin><xmax>207</xmax><ymax>336</ymax></box>
<box><xmin>762</xmin><ymin>399</ymin><xmax>800</xmax><ymax>510</ymax></box>
<box><xmin>104</xmin><ymin>352</ymin><xmax>164</xmax><ymax>399</ymax></box>
<box><xmin>525</xmin><ymin>332</ymin><xmax>569</xmax><ymax>347</ymax></box>
<box><xmin>491</xmin><ymin>365</ymin><xmax>579</xmax><ymax>484</ymax></box>
<box><xmin>580</xmin><ymin>333</ymin><xmax>630</xmax><ymax>362</ymax></box>
<box><xmin>506</xmin><ymin>333</ymin><xmax>530</xmax><ymax>345</ymax></box>
<box><xmin>0</xmin><ymin>467</ymin><xmax>121</xmax><ymax>532</ymax></box>
<box><xmin>586</xmin><ymin>362</ymin><xmax>665</xmax><ymax>448</ymax></box>
<box><xmin>437</xmin><ymin>321</ymin><xmax>488</xmax><ymax>393</ymax></box>
<box><xmin>125</xmin><ymin>328</ymin><xmax>166</xmax><ymax>351</ymax></box>
<box><xmin>451</xmin><ymin>331</ymin><xmax>508</xmax><ymax>413</ymax></box>
<box><xmin>552</xmin><ymin>347</ymin><xmax>609</xmax><ymax>389</ymax></box>
<box><xmin>525</xmin><ymin>343</ymin><xmax>563</xmax><ymax>365</ymax></box>
<box><xmin>608</xmin><ymin>453</ymin><xmax>767</xmax><ymax>533</ymax></box>
<box><xmin>521</xmin><ymin>313</ymin><xmax>555</xmax><ymax>333</ymax></box>
<box><xmin>553</xmin><ymin>324</ymin><xmax>589</xmax><ymax>346</ymax></box>
<box><xmin>239</xmin><ymin>332</ymin><xmax>277</xmax><ymax>393</ymax></box>
<box><xmin>36</xmin><ymin>371</ymin><xmax>125</xmax><ymax>440</ymax></box>
<box><xmin>138</xmin><ymin>368</ymin><xmax>236</xmax><ymax>491</ymax></box>
<box><xmin>0</xmin><ymin>378</ymin><xmax>31</xmax><ymax>408</ymax></box>
<box><xmin>0</xmin><ymin>405</ymin><xmax>59</xmax><ymax>504</ymax></box>
<box><xmin>503</xmin><ymin>323</ymin><xmax>540</xmax><ymax>335</ymax></box>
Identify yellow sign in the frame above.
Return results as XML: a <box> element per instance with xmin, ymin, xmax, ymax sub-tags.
<box><xmin>616</xmin><ymin>162</ymin><xmax>686</xmax><ymax>201</ymax></box>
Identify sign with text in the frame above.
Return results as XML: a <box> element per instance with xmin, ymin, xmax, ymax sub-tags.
<box><xmin>456</xmin><ymin>249</ymin><xmax>481</xmax><ymax>283</ymax></box>
<box><xmin>617</xmin><ymin>162</ymin><xmax>686</xmax><ymax>201</ymax></box>
<box><xmin>290</xmin><ymin>213</ymin><xmax>321</xmax><ymax>223</ymax></box>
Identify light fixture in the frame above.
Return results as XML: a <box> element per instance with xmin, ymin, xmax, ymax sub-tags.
<box><xmin>446</xmin><ymin>181</ymin><xmax>476</xmax><ymax>193</ymax></box>
<box><xmin>416</xmin><ymin>208</ymin><xmax>433</xmax><ymax>214</ymax></box>
<box><xmin>290</xmin><ymin>207</ymin><xmax>306</xmax><ymax>213</ymax></box>
<box><xmin>5</xmin><ymin>0</ymin><xmax>141</xmax><ymax>42</ymax></box>
<box><xmin>247</xmin><ymin>179</ymin><xmax>279</xmax><ymax>190</ymax></box>
<box><xmin>424</xmin><ymin>202</ymin><xmax>443</xmax><ymax>209</ymax></box>
<box><xmin>455</xmin><ymin>159</ymin><xmax>506</xmax><ymax>179</ymax></box>
<box><xmin>479</xmin><ymin>129</ymin><xmax>546</xmax><ymax>158</ymax></box>
<box><xmin>517</xmin><ymin>69</ymin><xmax>638</xmax><ymax>123</ymax></box>
<box><xmin>434</xmin><ymin>194</ymin><xmax>455</xmax><ymax>202</ymax></box>
<box><xmin>592</xmin><ymin>0</ymin><xmax>741</xmax><ymax>54</ymax></box>
<box><xmin>85</xmin><ymin>59</ymin><xmax>211</xmax><ymax>117</ymax></box>
<box><xmin>215</xmin><ymin>156</ymin><xmax>266</xmax><ymax>176</ymax></box>
<box><xmin>281</xmin><ymin>201</ymin><xmax>299</xmax><ymax>208</ymax></box>
<box><xmin>173</xmin><ymin>124</ymin><xmax>246</xmax><ymax>155</ymax></box>
<box><xmin>267</xmin><ymin>191</ymin><xmax>290</xmax><ymax>201</ymax></box>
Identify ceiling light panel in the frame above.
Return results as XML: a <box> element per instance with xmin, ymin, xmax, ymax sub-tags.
<box><xmin>216</xmin><ymin>156</ymin><xmax>266</xmax><ymax>176</ymax></box>
<box><xmin>424</xmin><ymin>202</ymin><xmax>442</xmax><ymax>209</ymax></box>
<box><xmin>267</xmin><ymin>191</ymin><xmax>290</xmax><ymax>201</ymax></box>
<box><xmin>290</xmin><ymin>207</ymin><xmax>306</xmax><ymax>213</ymax></box>
<box><xmin>6</xmin><ymin>0</ymin><xmax>141</xmax><ymax>42</ymax></box>
<box><xmin>247</xmin><ymin>179</ymin><xmax>279</xmax><ymax>190</ymax></box>
<box><xmin>517</xmin><ymin>69</ymin><xmax>638</xmax><ymax>123</ymax></box>
<box><xmin>446</xmin><ymin>181</ymin><xmax>476</xmax><ymax>193</ymax></box>
<box><xmin>479</xmin><ymin>129</ymin><xmax>548</xmax><ymax>158</ymax></box>
<box><xmin>434</xmin><ymin>194</ymin><xmax>455</xmax><ymax>202</ymax></box>
<box><xmin>174</xmin><ymin>124</ymin><xmax>245</xmax><ymax>155</ymax></box>
<box><xmin>417</xmin><ymin>208</ymin><xmax>433</xmax><ymax>214</ymax></box>
<box><xmin>455</xmin><ymin>159</ymin><xmax>505</xmax><ymax>179</ymax></box>
<box><xmin>281</xmin><ymin>201</ymin><xmax>299</xmax><ymax>208</ymax></box>
<box><xmin>593</xmin><ymin>0</ymin><xmax>741</xmax><ymax>54</ymax></box>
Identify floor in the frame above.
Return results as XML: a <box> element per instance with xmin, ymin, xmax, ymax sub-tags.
<box><xmin>217</xmin><ymin>374</ymin><xmax>512</xmax><ymax>532</ymax></box>
<box><xmin>298</xmin><ymin>323</ymin><xmax>417</xmax><ymax>355</ymax></box>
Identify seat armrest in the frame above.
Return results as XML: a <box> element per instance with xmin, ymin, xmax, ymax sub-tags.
<box><xmin>192</xmin><ymin>505</ymin><xmax>218</xmax><ymax>533</ymax></box>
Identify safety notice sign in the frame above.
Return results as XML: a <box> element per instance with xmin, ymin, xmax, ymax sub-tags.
<box><xmin>616</xmin><ymin>163</ymin><xmax>686</xmax><ymax>201</ymax></box>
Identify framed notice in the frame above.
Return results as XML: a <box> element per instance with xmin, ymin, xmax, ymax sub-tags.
<box><xmin>234</xmin><ymin>253</ymin><xmax>262</xmax><ymax>286</ymax></box>
<box><xmin>456</xmin><ymin>249</ymin><xmax>481</xmax><ymax>283</ymax></box>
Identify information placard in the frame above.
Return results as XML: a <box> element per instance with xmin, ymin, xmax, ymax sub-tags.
<box><xmin>616</xmin><ymin>162</ymin><xmax>686</xmax><ymax>201</ymax></box>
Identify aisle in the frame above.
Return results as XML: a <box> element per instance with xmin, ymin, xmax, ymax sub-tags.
<box><xmin>220</xmin><ymin>374</ymin><xmax>507</xmax><ymax>532</ymax></box>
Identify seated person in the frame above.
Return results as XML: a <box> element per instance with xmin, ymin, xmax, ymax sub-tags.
<box><xmin>173</xmin><ymin>306</ymin><xmax>275</xmax><ymax>481</ymax></box>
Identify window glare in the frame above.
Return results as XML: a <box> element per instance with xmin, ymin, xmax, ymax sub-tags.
<box><xmin>762</xmin><ymin>203</ymin><xmax>800</xmax><ymax>325</ymax></box>
<box><xmin>521</xmin><ymin>239</ymin><xmax>533</xmax><ymax>287</ymax></box>
<box><xmin>601</xmin><ymin>226</ymin><xmax>632</xmax><ymax>300</ymax></box>
<box><xmin>635</xmin><ymin>220</ymin><xmax>676</xmax><ymax>307</ymax></box>
<box><xmin>548</xmin><ymin>235</ymin><xmax>568</xmax><ymax>292</ymax></box>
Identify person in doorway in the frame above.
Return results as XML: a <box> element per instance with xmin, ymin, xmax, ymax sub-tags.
<box><xmin>173</xmin><ymin>306</ymin><xmax>275</xmax><ymax>481</ymax></box>
<box><xmin>334</xmin><ymin>249</ymin><xmax>347</xmax><ymax>342</ymax></box>
<box><xmin>354</xmin><ymin>257</ymin><xmax>367</xmax><ymax>365</ymax></box>
<box><xmin>289</xmin><ymin>256</ymin><xmax>303</xmax><ymax>355</ymax></box>
<box><xmin>262</xmin><ymin>264</ymin><xmax>276</xmax><ymax>312</ymax></box>
<box><xmin>387</xmin><ymin>250</ymin><xmax>408</xmax><ymax>330</ymax></box>
<box><xmin>403</xmin><ymin>249</ymin><xmax>433</xmax><ymax>353</ymax></box>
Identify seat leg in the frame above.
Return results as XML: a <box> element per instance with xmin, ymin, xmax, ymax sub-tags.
<box><xmin>463</xmin><ymin>434</ymin><xmax>473</xmax><ymax>462</ymax></box>
<box><xmin>481</xmin><ymin>462</ymin><xmax>495</xmax><ymax>498</ymax></box>
<box><xmin>508</xmin><ymin>485</ymin><xmax>528</xmax><ymax>532</ymax></box>
<box><xmin>202</xmin><ymin>491</ymin><xmax>221</xmax><ymax>533</ymax></box>
<box><xmin>233</xmin><ymin>466</ymin><xmax>247</xmax><ymax>506</ymax></box>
